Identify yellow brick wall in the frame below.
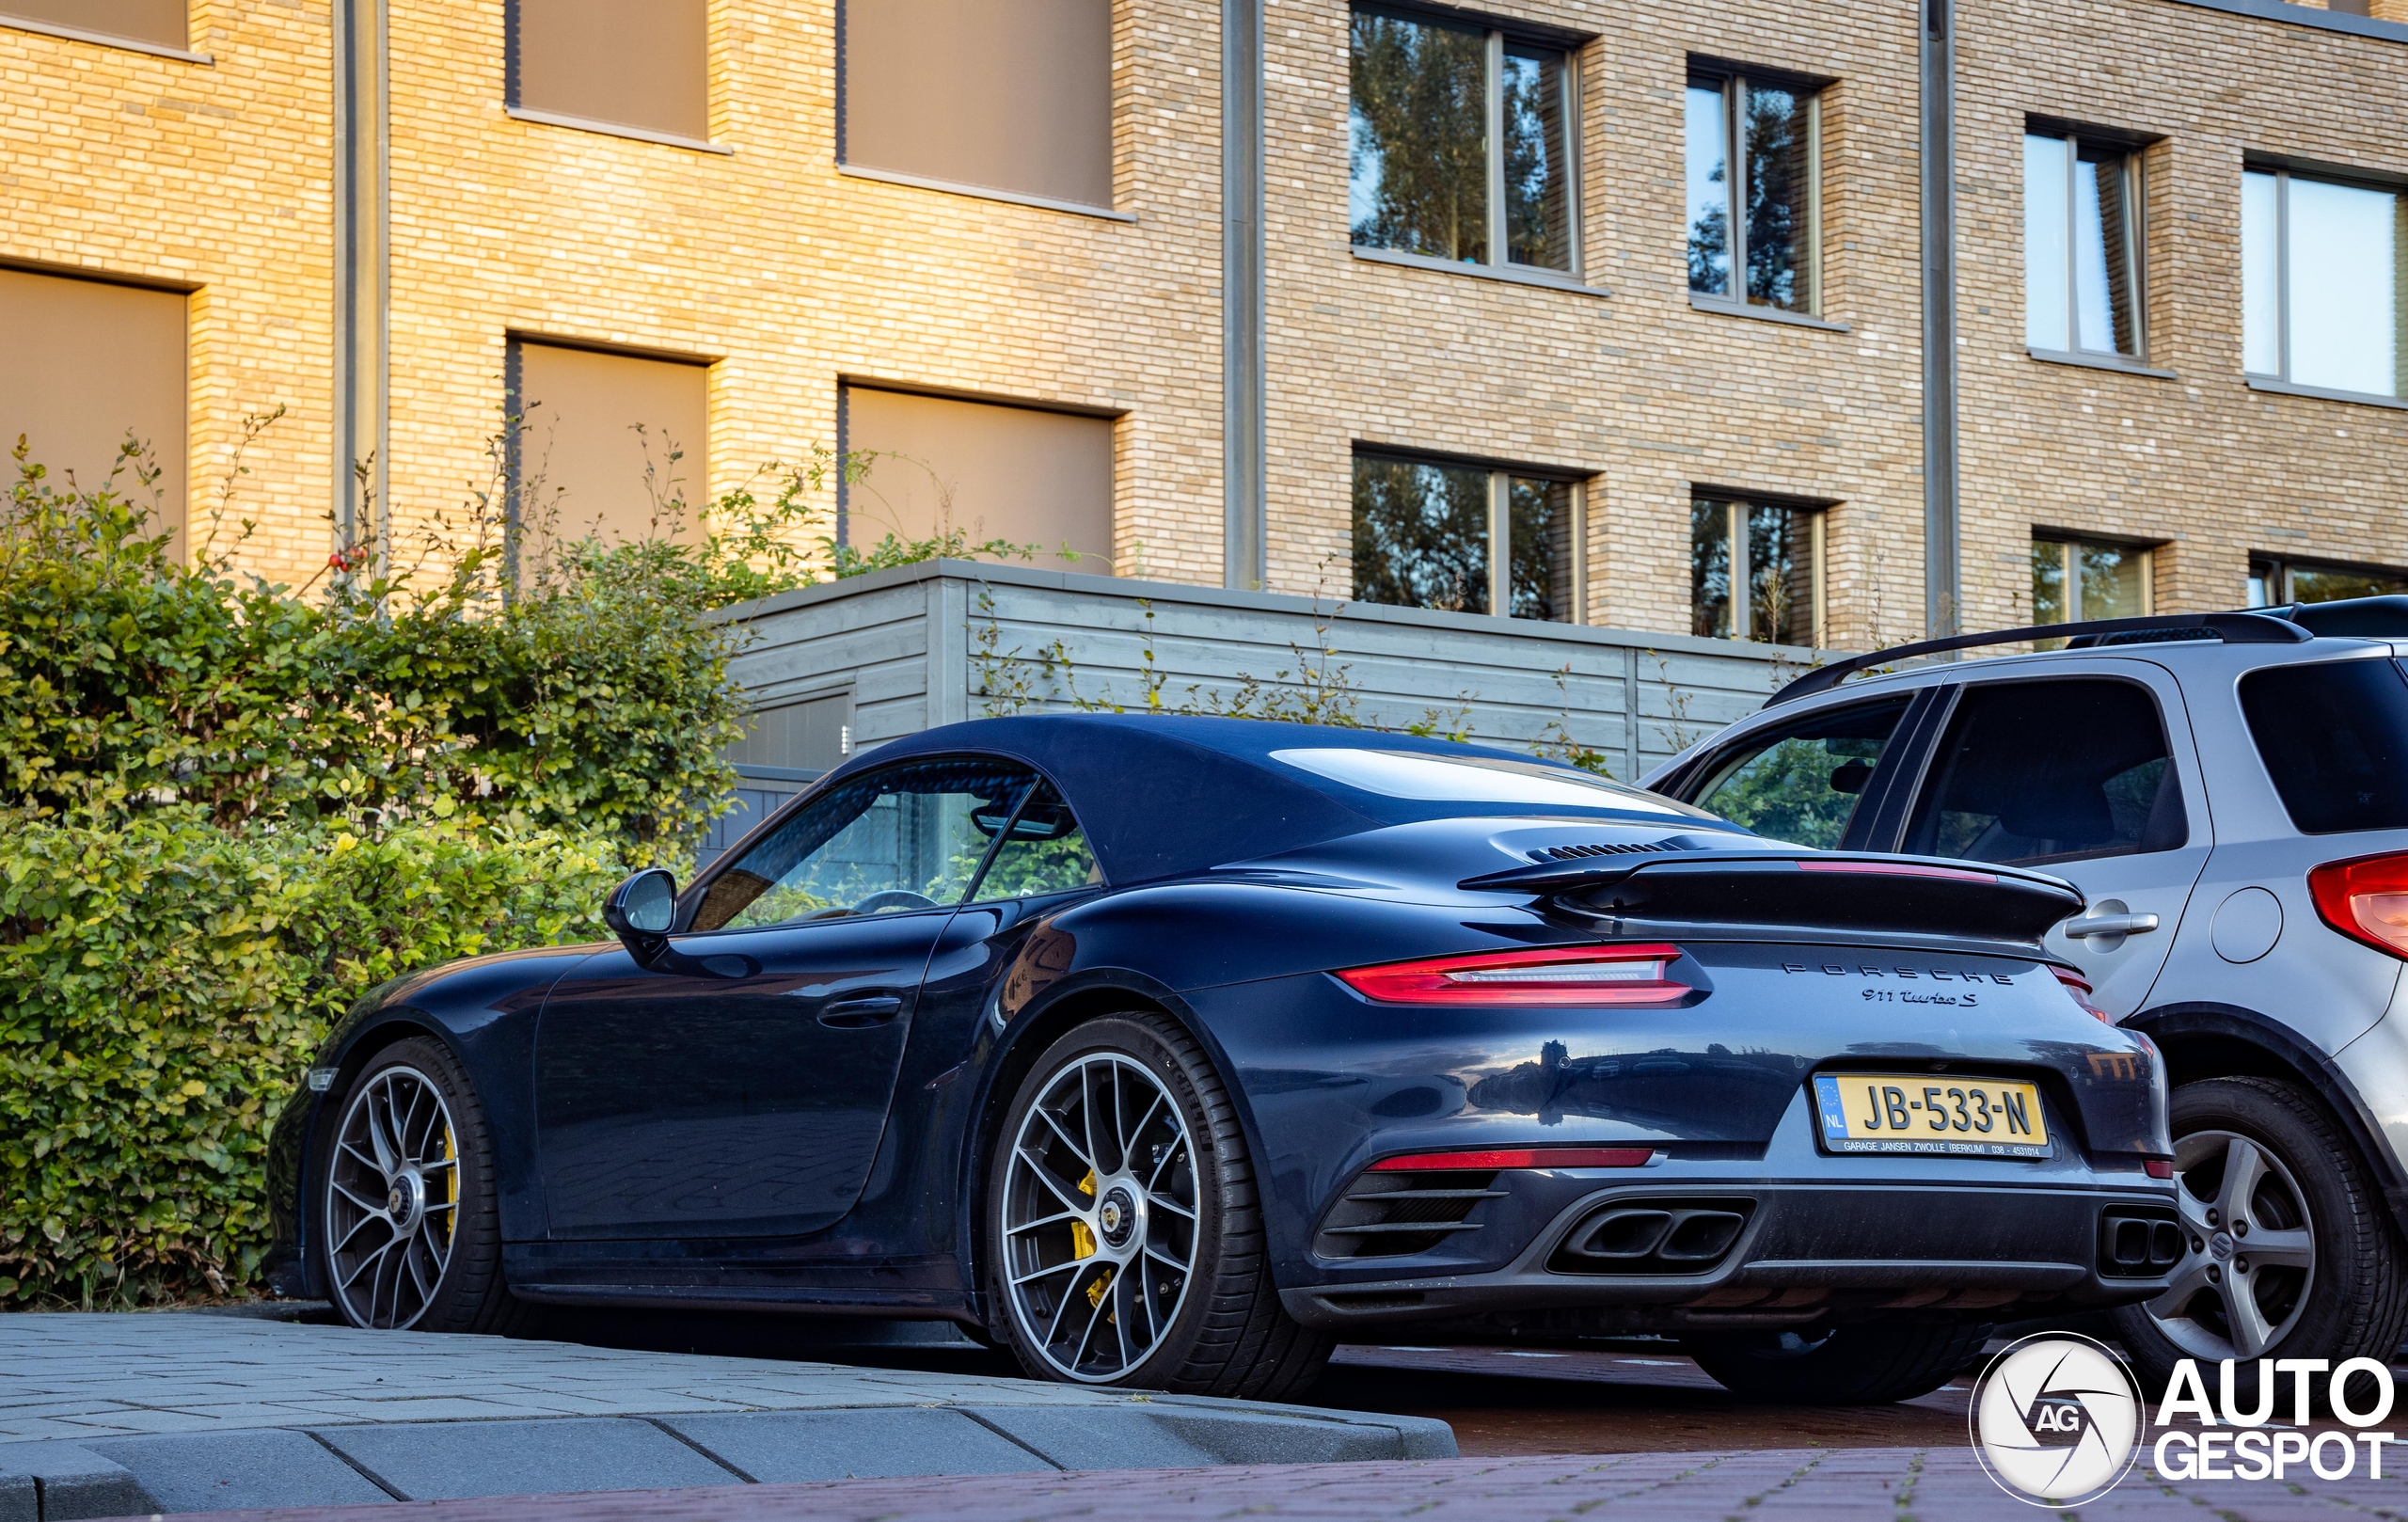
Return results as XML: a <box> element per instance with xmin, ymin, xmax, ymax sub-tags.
<box><xmin>378</xmin><ymin>0</ymin><xmax>1226</xmax><ymax>589</ymax></box>
<box><xmin>1268</xmin><ymin>0</ymin><xmax>1932</xmax><ymax>650</ymax></box>
<box><xmin>7</xmin><ymin>0</ymin><xmax>2405</xmax><ymax>642</ymax></box>
<box><xmin>0</xmin><ymin>1</ymin><xmax>335</xmax><ymax>586</ymax></box>
<box><xmin>1957</xmin><ymin>0</ymin><xmax>2408</xmax><ymax>629</ymax></box>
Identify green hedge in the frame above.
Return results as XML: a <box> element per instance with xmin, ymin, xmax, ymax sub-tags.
<box><xmin>0</xmin><ymin>813</ymin><xmax>626</xmax><ymax>1306</ymax></box>
<box><xmin>0</xmin><ymin>434</ymin><xmax>842</xmax><ymax>1308</ymax></box>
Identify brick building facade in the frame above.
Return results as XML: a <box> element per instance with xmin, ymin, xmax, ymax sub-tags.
<box><xmin>3</xmin><ymin>0</ymin><xmax>2402</xmax><ymax>651</ymax></box>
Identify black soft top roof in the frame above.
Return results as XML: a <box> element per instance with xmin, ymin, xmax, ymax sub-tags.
<box><xmin>825</xmin><ymin>714</ymin><xmax>1712</xmax><ymax>885</ymax></box>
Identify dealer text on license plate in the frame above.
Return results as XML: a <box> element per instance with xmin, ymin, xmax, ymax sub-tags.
<box><xmin>1812</xmin><ymin>1073</ymin><xmax>2051</xmax><ymax>1158</ymax></box>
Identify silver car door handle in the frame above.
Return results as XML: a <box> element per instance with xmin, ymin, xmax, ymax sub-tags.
<box><xmin>2064</xmin><ymin>912</ymin><xmax>2162</xmax><ymax>940</ymax></box>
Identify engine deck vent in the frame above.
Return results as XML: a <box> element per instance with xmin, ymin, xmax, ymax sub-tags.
<box><xmin>1314</xmin><ymin>1169</ymin><xmax>1507</xmax><ymax>1259</ymax></box>
<box><xmin>2099</xmin><ymin>1205</ymin><xmax>2184</xmax><ymax>1278</ymax></box>
<box><xmin>1532</xmin><ymin>841</ymin><xmax>1677</xmax><ymax>863</ymax></box>
<box><xmin>1549</xmin><ymin>1197</ymin><xmax>1758</xmax><ymax>1275</ymax></box>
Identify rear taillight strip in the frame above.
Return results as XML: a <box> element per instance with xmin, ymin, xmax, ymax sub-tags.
<box><xmin>1336</xmin><ymin>943</ymin><xmax>1693</xmax><ymax>1007</ymax></box>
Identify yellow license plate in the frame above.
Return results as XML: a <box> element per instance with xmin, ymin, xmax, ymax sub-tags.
<box><xmin>1812</xmin><ymin>1073</ymin><xmax>2051</xmax><ymax>1158</ymax></box>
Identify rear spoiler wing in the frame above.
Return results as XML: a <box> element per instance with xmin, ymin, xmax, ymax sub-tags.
<box><xmin>1461</xmin><ymin>852</ymin><xmax>2083</xmax><ymax>944</ymax></box>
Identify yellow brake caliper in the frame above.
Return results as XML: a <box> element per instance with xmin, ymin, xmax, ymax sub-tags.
<box><xmin>1070</xmin><ymin>1167</ymin><xmax>1099</xmax><ymax>1258</ymax></box>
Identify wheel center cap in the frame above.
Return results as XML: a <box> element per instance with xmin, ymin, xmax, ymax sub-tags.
<box><xmin>388</xmin><ymin>1170</ymin><xmax>424</xmax><ymax>1232</ymax></box>
<box><xmin>2210</xmin><ymin>1230</ymin><xmax>2235</xmax><ymax>1261</ymax></box>
<box><xmin>1099</xmin><ymin>1186</ymin><xmax>1137</xmax><ymax>1249</ymax></box>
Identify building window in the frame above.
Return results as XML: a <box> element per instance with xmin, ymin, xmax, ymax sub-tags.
<box><xmin>1686</xmin><ymin>68</ymin><xmax>1820</xmax><ymax>314</ymax></box>
<box><xmin>2024</xmin><ymin>131</ymin><xmax>2143</xmax><ymax>359</ymax></box>
<box><xmin>841</xmin><ymin>0</ymin><xmax>1113</xmax><ymax>212</ymax></box>
<box><xmin>839</xmin><ymin>387</ymin><xmax>1115</xmax><ymax>570</ymax></box>
<box><xmin>510</xmin><ymin>0</ymin><xmax>707</xmax><ymax>143</ymax></box>
<box><xmin>2249</xmin><ymin>555</ymin><xmax>2408</xmax><ymax>607</ymax></box>
<box><xmin>0</xmin><ymin>268</ymin><xmax>186</xmax><ymax>550</ymax></box>
<box><xmin>2244</xmin><ymin>167</ymin><xmax>2406</xmax><ymax>400</ymax></box>
<box><xmin>507</xmin><ymin>340</ymin><xmax>710</xmax><ymax>565</ymax></box>
<box><xmin>2032</xmin><ymin>536</ymin><xmax>2151</xmax><ymax>626</ymax></box>
<box><xmin>2</xmin><ymin>1</ymin><xmax>185</xmax><ymax>52</ymax></box>
<box><xmin>1348</xmin><ymin>7</ymin><xmax>1577</xmax><ymax>274</ymax></box>
<box><xmin>1690</xmin><ymin>497</ymin><xmax>1824</xmax><ymax>646</ymax></box>
<box><xmin>1352</xmin><ymin>453</ymin><xmax>1584</xmax><ymax>622</ymax></box>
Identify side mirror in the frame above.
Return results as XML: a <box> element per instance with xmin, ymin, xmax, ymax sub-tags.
<box><xmin>603</xmin><ymin>868</ymin><xmax>678</xmax><ymax>967</ymax></box>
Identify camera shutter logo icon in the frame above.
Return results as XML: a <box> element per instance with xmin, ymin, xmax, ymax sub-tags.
<box><xmin>1970</xmin><ymin>1334</ymin><xmax>2145</xmax><ymax>1507</ymax></box>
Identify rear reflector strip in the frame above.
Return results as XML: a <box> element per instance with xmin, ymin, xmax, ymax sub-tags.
<box><xmin>1369</xmin><ymin>1147</ymin><xmax>1656</xmax><ymax>1171</ymax></box>
<box><xmin>1797</xmin><ymin>860</ymin><xmax>1999</xmax><ymax>883</ymax></box>
<box><xmin>2146</xmin><ymin>1159</ymin><xmax>2173</xmax><ymax>1180</ymax></box>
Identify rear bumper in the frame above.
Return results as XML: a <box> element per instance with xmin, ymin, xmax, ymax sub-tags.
<box><xmin>1281</xmin><ymin>1175</ymin><xmax>2177</xmax><ymax>1331</ymax></box>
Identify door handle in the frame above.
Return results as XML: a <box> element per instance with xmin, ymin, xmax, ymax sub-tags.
<box><xmin>2063</xmin><ymin>911</ymin><xmax>2161</xmax><ymax>942</ymax></box>
<box><xmin>818</xmin><ymin>993</ymin><xmax>905</xmax><ymax>1029</ymax></box>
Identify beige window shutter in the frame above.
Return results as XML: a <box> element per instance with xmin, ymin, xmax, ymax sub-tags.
<box><xmin>0</xmin><ymin>268</ymin><xmax>188</xmax><ymax>552</ymax></box>
<box><xmin>512</xmin><ymin>0</ymin><xmax>708</xmax><ymax>142</ymax></box>
<box><xmin>841</xmin><ymin>0</ymin><xmax>1112</xmax><ymax>209</ymax></box>
<box><xmin>508</xmin><ymin>341</ymin><xmax>710</xmax><ymax>561</ymax></box>
<box><xmin>1</xmin><ymin>0</ymin><xmax>186</xmax><ymax>49</ymax></box>
<box><xmin>841</xmin><ymin>386</ymin><xmax>1113</xmax><ymax>572</ymax></box>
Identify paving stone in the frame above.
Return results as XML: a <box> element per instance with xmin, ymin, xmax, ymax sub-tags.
<box><xmin>81</xmin><ymin>1430</ymin><xmax>386</xmax><ymax>1514</ymax></box>
<box><xmin>657</xmin><ymin>1409</ymin><xmax>1057</xmax><ymax>1481</ymax></box>
<box><xmin>312</xmin><ymin>1418</ymin><xmax>744</xmax><ymax>1501</ymax></box>
<box><xmin>0</xmin><ymin>1443</ymin><xmax>162</xmax><ymax>1522</ymax></box>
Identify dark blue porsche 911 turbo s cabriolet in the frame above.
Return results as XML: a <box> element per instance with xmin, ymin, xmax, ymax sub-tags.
<box><xmin>265</xmin><ymin>714</ymin><xmax>2177</xmax><ymax>1403</ymax></box>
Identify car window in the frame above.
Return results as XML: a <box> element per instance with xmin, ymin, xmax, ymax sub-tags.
<box><xmin>1902</xmin><ymin>679</ymin><xmax>2185</xmax><ymax>865</ymax></box>
<box><xmin>1685</xmin><ymin>696</ymin><xmax>1913</xmax><ymax>848</ymax></box>
<box><xmin>1271</xmin><ymin>747</ymin><xmax>1698</xmax><ymax>815</ymax></box>
<box><xmin>969</xmin><ymin>783</ymin><xmax>1104</xmax><ymax>902</ymax></box>
<box><xmin>2240</xmin><ymin>658</ymin><xmax>2408</xmax><ymax>833</ymax></box>
<box><xmin>690</xmin><ymin>758</ymin><xmax>1037</xmax><ymax>931</ymax></box>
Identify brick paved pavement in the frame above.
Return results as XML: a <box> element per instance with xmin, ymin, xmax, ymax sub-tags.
<box><xmin>78</xmin><ymin>1446</ymin><xmax>2408</xmax><ymax>1522</ymax></box>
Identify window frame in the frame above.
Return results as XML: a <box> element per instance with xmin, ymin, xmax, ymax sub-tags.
<box><xmin>1351</xmin><ymin>448</ymin><xmax>1590</xmax><ymax>624</ymax></box>
<box><xmin>2243</xmin><ymin>161</ymin><xmax>2408</xmax><ymax>408</ymax></box>
<box><xmin>2030</xmin><ymin>532</ymin><xmax>2155</xmax><ymax>626</ymax></box>
<box><xmin>1689</xmin><ymin>493</ymin><xmax>1830</xmax><ymax>648</ymax></box>
<box><xmin>2022</xmin><ymin>128</ymin><xmax>2148</xmax><ymax>366</ymax></box>
<box><xmin>682</xmin><ymin>753</ymin><xmax>1054</xmax><ymax>934</ymax></box>
<box><xmin>1346</xmin><ymin>3</ymin><xmax>1586</xmax><ymax>282</ymax></box>
<box><xmin>1899</xmin><ymin>674</ymin><xmax>2191</xmax><ymax>867</ymax></box>
<box><xmin>2248</xmin><ymin>552</ymin><xmax>2408</xmax><ymax>608</ymax></box>
<box><xmin>1685</xmin><ymin>61</ymin><xmax>1826</xmax><ymax>319</ymax></box>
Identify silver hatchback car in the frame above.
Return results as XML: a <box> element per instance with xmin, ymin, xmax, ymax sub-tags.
<box><xmin>1644</xmin><ymin>597</ymin><xmax>2408</xmax><ymax>1399</ymax></box>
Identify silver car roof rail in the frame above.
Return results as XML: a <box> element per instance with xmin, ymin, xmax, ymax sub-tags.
<box><xmin>1767</xmin><ymin>610</ymin><xmax>2311</xmax><ymax>707</ymax></box>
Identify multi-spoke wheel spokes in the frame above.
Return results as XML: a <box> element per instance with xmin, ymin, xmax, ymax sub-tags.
<box><xmin>325</xmin><ymin>1066</ymin><xmax>460</xmax><ymax>1330</ymax></box>
<box><xmin>1002</xmin><ymin>1053</ymin><xmax>1198</xmax><ymax>1383</ymax></box>
<box><xmin>2147</xmin><ymin>1129</ymin><xmax>2315</xmax><ymax>1360</ymax></box>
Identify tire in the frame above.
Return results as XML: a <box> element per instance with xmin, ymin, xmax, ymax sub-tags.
<box><xmin>1687</xmin><ymin>1322</ymin><xmax>1994</xmax><ymax>1403</ymax></box>
<box><xmin>319</xmin><ymin>1036</ymin><xmax>534</xmax><ymax>1335</ymax></box>
<box><xmin>2111</xmin><ymin>1076</ymin><xmax>2408</xmax><ymax>1413</ymax></box>
<box><xmin>984</xmin><ymin>1012</ymin><xmax>1333</xmax><ymax>1397</ymax></box>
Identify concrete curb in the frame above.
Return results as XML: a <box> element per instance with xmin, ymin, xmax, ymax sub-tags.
<box><xmin>3</xmin><ymin>1405</ymin><xmax>1450</xmax><ymax>1518</ymax></box>
<box><xmin>3</xmin><ymin>1314</ymin><xmax>1452</xmax><ymax>1517</ymax></box>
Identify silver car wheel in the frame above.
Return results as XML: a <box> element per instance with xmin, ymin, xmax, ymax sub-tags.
<box><xmin>325</xmin><ymin>1065</ymin><xmax>460</xmax><ymax>1330</ymax></box>
<box><xmin>2144</xmin><ymin>1128</ymin><xmax>2316</xmax><ymax>1360</ymax></box>
<box><xmin>999</xmin><ymin>1053</ymin><xmax>1197</xmax><ymax>1383</ymax></box>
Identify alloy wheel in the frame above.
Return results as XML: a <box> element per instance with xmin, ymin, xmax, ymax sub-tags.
<box><xmin>325</xmin><ymin>1065</ymin><xmax>460</xmax><ymax>1330</ymax></box>
<box><xmin>999</xmin><ymin>1053</ymin><xmax>1198</xmax><ymax>1382</ymax></box>
<box><xmin>2144</xmin><ymin>1128</ymin><xmax>2316</xmax><ymax>1360</ymax></box>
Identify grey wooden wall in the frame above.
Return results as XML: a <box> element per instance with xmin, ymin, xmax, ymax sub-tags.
<box><xmin>719</xmin><ymin>561</ymin><xmax>1826</xmax><ymax>786</ymax></box>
